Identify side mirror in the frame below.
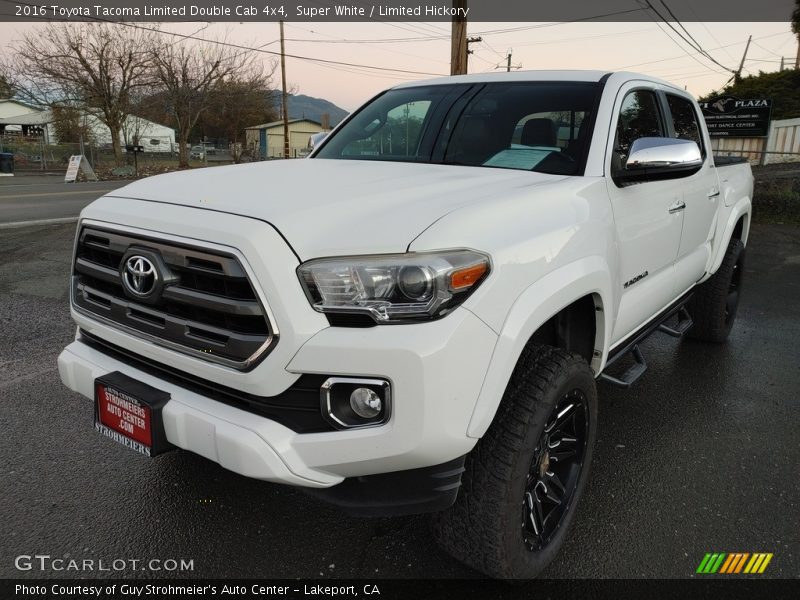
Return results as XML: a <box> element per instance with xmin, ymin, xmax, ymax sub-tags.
<box><xmin>614</xmin><ymin>137</ymin><xmax>703</xmax><ymax>185</ymax></box>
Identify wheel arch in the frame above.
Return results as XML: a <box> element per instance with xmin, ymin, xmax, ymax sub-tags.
<box><xmin>708</xmin><ymin>197</ymin><xmax>751</xmax><ymax>277</ymax></box>
<box><xmin>466</xmin><ymin>257</ymin><xmax>612</xmax><ymax>439</ymax></box>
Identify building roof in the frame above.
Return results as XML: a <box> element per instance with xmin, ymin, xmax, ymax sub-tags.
<box><xmin>0</xmin><ymin>110</ymin><xmax>53</xmax><ymax>126</ymax></box>
<box><xmin>245</xmin><ymin>118</ymin><xmax>321</xmax><ymax>130</ymax></box>
<box><xmin>0</xmin><ymin>98</ymin><xmax>43</xmax><ymax>112</ymax></box>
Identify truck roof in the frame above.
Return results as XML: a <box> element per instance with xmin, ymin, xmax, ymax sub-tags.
<box><xmin>393</xmin><ymin>70</ymin><xmax>682</xmax><ymax>91</ymax></box>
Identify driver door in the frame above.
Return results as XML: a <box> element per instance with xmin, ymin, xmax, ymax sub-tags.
<box><xmin>606</xmin><ymin>85</ymin><xmax>684</xmax><ymax>345</ymax></box>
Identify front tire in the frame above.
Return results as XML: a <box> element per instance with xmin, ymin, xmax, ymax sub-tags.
<box><xmin>688</xmin><ymin>238</ymin><xmax>745</xmax><ymax>343</ymax></box>
<box><xmin>432</xmin><ymin>345</ymin><xmax>598</xmax><ymax>579</ymax></box>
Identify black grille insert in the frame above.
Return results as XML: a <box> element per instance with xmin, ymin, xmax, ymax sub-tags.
<box><xmin>72</xmin><ymin>226</ymin><xmax>275</xmax><ymax>369</ymax></box>
<box><xmin>79</xmin><ymin>330</ymin><xmax>333</xmax><ymax>433</ymax></box>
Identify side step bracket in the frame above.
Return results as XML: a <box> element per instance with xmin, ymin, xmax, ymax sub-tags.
<box><xmin>598</xmin><ymin>344</ymin><xmax>647</xmax><ymax>389</ymax></box>
<box><xmin>658</xmin><ymin>307</ymin><xmax>694</xmax><ymax>338</ymax></box>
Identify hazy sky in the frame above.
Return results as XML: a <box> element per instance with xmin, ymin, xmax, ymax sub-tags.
<box><xmin>1</xmin><ymin>20</ymin><xmax>796</xmax><ymax>111</ymax></box>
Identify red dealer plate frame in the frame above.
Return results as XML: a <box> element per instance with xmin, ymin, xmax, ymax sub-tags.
<box><xmin>94</xmin><ymin>372</ymin><xmax>174</xmax><ymax>457</ymax></box>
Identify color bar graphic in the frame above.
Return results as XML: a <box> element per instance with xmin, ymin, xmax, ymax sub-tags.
<box><xmin>698</xmin><ymin>552</ymin><xmax>773</xmax><ymax>574</ymax></box>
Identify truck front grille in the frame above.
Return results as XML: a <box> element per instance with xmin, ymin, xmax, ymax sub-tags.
<box><xmin>71</xmin><ymin>226</ymin><xmax>276</xmax><ymax>370</ymax></box>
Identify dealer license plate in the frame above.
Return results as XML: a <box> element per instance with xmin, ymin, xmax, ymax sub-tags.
<box><xmin>94</xmin><ymin>372</ymin><xmax>173</xmax><ymax>457</ymax></box>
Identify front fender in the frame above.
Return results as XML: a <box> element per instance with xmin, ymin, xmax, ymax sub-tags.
<box><xmin>466</xmin><ymin>256</ymin><xmax>613</xmax><ymax>439</ymax></box>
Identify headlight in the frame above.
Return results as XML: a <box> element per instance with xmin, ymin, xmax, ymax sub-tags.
<box><xmin>297</xmin><ymin>250</ymin><xmax>490</xmax><ymax>324</ymax></box>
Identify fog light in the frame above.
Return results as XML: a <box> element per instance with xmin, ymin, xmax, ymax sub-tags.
<box><xmin>350</xmin><ymin>387</ymin><xmax>382</xmax><ymax>418</ymax></box>
<box><xmin>321</xmin><ymin>377</ymin><xmax>391</xmax><ymax>429</ymax></box>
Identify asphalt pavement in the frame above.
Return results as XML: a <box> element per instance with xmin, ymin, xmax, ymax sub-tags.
<box><xmin>0</xmin><ymin>175</ymin><xmax>130</xmax><ymax>225</ymax></box>
<box><xmin>0</xmin><ymin>222</ymin><xmax>798</xmax><ymax>579</ymax></box>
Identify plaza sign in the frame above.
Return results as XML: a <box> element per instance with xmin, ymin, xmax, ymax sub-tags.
<box><xmin>699</xmin><ymin>96</ymin><xmax>772</xmax><ymax>138</ymax></box>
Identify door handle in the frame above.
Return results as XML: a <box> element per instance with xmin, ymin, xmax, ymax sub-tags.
<box><xmin>707</xmin><ymin>189</ymin><xmax>721</xmax><ymax>198</ymax></box>
<box><xmin>668</xmin><ymin>201</ymin><xmax>686</xmax><ymax>214</ymax></box>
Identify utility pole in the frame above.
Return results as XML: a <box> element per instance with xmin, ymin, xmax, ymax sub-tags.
<box><xmin>466</xmin><ymin>36</ymin><xmax>482</xmax><ymax>70</ymax></box>
<box><xmin>280</xmin><ymin>20</ymin><xmax>290</xmax><ymax>159</ymax></box>
<box><xmin>780</xmin><ymin>56</ymin><xmax>785</xmax><ymax>71</ymax></box>
<box><xmin>496</xmin><ymin>50</ymin><xmax>520</xmax><ymax>72</ymax></box>
<box><xmin>735</xmin><ymin>34</ymin><xmax>752</xmax><ymax>82</ymax></box>
<box><xmin>450</xmin><ymin>0</ymin><xmax>467</xmax><ymax>75</ymax></box>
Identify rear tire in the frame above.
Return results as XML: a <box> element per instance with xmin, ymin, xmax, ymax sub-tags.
<box><xmin>688</xmin><ymin>238</ymin><xmax>745</xmax><ymax>343</ymax></box>
<box><xmin>432</xmin><ymin>345</ymin><xmax>597</xmax><ymax>579</ymax></box>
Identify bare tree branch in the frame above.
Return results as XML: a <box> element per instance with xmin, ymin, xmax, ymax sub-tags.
<box><xmin>7</xmin><ymin>23</ymin><xmax>156</xmax><ymax>164</ymax></box>
<box><xmin>149</xmin><ymin>35</ymin><xmax>269</xmax><ymax>167</ymax></box>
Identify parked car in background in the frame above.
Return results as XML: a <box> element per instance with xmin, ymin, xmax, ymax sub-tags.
<box><xmin>189</xmin><ymin>145</ymin><xmax>205</xmax><ymax>160</ymax></box>
<box><xmin>306</xmin><ymin>131</ymin><xmax>329</xmax><ymax>156</ymax></box>
<box><xmin>203</xmin><ymin>142</ymin><xmax>217</xmax><ymax>156</ymax></box>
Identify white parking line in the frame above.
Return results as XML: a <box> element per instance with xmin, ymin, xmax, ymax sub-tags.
<box><xmin>0</xmin><ymin>217</ymin><xmax>78</xmax><ymax>229</ymax></box>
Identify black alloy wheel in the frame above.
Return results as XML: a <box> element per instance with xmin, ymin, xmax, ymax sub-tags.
<box><xmin>432</xmin><ymin>345</ymin><xmax>598</xmax><ymax>579</ymax></box>
<box><xmin>522</xmin><ymin>388</ymin><xmax>589</xmax><ymax>551</ymax></box>
<box><xmin>725</xmin><ymin>254</ymin><xmax>743</xmax><ymax>325</ymax></box>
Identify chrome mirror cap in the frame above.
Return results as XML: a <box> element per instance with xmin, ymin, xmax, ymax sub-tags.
<box><xmin>626</xmin><ymin>137</ymin><xmax>702</xmax><ymax>169</ymax></box>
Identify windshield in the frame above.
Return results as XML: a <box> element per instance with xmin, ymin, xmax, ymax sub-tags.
<box><xmin>315</xmin><ymin>81</ymin><xmax>601</xmax><ymax>176</ymax></box>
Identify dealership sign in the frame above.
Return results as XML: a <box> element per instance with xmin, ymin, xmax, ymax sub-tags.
<box><xmin>699</xmin><ymin>96</ymin><xmax>772</xmax><ymax>138</ymax></box>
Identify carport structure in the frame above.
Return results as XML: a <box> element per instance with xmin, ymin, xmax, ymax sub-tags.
<box><xmin>0</xmin><ymin>109</ymin><xmax>53</xmax><ymax>142</ymax></box>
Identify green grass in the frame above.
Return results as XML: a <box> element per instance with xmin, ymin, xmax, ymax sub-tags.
<box><xmin>752</xmin><ymin>177</ymin><xmax>800</xmax><ymax>224</ymax></box>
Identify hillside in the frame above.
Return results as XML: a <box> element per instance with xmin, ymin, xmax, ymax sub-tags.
<box><xmin>285</xmin><ymin>94</ymin><xmax>348</xmax><ymax>127</ymax></box>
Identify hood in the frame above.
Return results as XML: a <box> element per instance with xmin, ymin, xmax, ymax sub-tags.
<box><xmin>107</xmin><ymin>159</ymin><xmax>565</xmax><ymax>260</ymax></box>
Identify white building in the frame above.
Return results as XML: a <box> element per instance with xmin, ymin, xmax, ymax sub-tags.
<box><xmin>0</xmin><ymin>99</ymin><xmax>175</xmax><ymax>152</ymax></box>
<box><xmin>0</xmin><ymin>99</ymin><xmax>55</xmax><ymax>142</ymax></box>
<box><xmin>88</xmin><ymin>114</ymin><xmax>176</xmax><ymax>153</ymax></box>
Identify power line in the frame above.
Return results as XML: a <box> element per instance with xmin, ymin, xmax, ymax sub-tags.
<box><xmin>478</xmin><ymin>38</ymin><xmax>507</xmax><ymax>61</ymax></box>
<box><xmin>471</xmin><ymin>7</ymin><xmax>648</xmax><ymax>36</ymax></box>
<box><xmin>643</xmin><ymin>0</ymin><xmax>735</xmax><ymax>74</ymax></box>
<box><xmin>613</xmin><ymin>30</ymin><xmax>791</xmax><ymax>70</ymax></box>
<box><xmin>121</xmin><ymin>22</ymin><xmax>446</xmax><ymax>77</ymax></box>
<box><xmin>648</xmin><ymin>17</ymin><xmax>730</xmax><ymax>75</ymax></box>
<box><xmin>751</xmin><ymin>40</ymin><xmax>786</xmax><ymax>58</ymax></box>
<box><xmin>682</xmin><ymin>3</ymin><xmax>738</xmax><ymax>63</ymax></box>
<box><xmin>656</xmin><ymin>0</ymin><xmax>732</xmax><ymax>69</ymax></box>
<box><xmin>1</xmin><ymin>0</ymin><xmax>445</xmax><ymax>78</ymax></box>
<box><xmin>283</xmin><ymin>23</ymin><xmax>449</xmax><ymax>65</ymax></box>
<box><xmin>506</xmin><ymin>27</ymin><xmax>656</xmax><ymax>48</ymax></box>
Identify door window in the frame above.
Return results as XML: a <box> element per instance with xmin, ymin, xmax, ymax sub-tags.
<box><xmin>666</xmin><ymin>94</ymin><xmax>705</xmax><ymax>159</ymax></box>
<box><xmin>613</xmin><ymin>90</ymin><xmax>664</xmax><ymax>169</ymax></box>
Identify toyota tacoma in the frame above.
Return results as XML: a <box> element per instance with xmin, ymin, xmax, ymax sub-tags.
<box><xmin>58</xmin><ymin>71</ymin><xmax>753</xmax><ymax>578</ymax></box>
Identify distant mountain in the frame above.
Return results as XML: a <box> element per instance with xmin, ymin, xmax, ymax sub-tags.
<box><xmin>284</xmin><ymin>94</ymin><xmax>348</xmax><ymax>128</ymax></box>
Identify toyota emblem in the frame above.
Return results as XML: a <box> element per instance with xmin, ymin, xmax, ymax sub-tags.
<box><xmin>123</xmin><ymin>255</ymin><xmax>158</xmax><ymax>296</ymax></box>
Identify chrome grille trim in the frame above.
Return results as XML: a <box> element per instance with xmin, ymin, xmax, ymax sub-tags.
<box><xmin>70</xmin><ymin>221</ymin><xmax>279</xmax><ymax>371</ymax></box>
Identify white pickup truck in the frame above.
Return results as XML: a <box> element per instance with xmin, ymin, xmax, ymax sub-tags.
<box><xmin>58</xmin><ymin>71</ymin><xmax>753</xmax><ymax>578</ymax></box>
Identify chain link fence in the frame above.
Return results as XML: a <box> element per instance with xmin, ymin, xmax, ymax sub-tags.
<box><xmin>0</xmin><ymin>134</ymin><xmax>248</xmax><ymax>178</ymax></box>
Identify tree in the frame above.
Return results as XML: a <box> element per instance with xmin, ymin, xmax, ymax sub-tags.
<box><xmin>198</xmin><ymin>77</ymin><xmax>278</xmax><ymax>163</ymax></box>
<box><xmin>50</xmin><ymin>104</ymin><xmax>94</xmax><ymax>144</ymax></box>
<box><xmin>149</xmin><ymin>38</ymin><xmax>268</xmax><ymax>167</ymax></box>
<box><xmin>793</xmin><ymin>0</ymin><xmax>800</xmax><ymax>69</ymax></box>
<box><xmin>0</xmin><ymin>72</ymin><xmax>13</xmax><ymax>98</ymax></box>
<box><xmin>700</xmin><ymin>69</ymin><xmax>800</xmax><ymax>120</ymax></box>
<box><xmin>8</xmin><ymin>23</ymin><xmax>155</xmax><ymax>164</ymax></box>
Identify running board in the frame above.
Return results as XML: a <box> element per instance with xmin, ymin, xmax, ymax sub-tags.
<box><xmin>598</xmin><ymin>344</ymin><xmax>647</xmax><ymax>389</ymax></box>
<box><xmin>657</xmin><ymin>307</ymin><xmax>693</xmax><ymax>338</ymax></box>
<box><xmin>600</xmin><ymin>291</ymin><xmax>694</xmax><ymax>389</ymax></box>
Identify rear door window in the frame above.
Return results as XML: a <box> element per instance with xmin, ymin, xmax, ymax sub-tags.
<box><xmin>666</xmin><ymin>94</ymin><xmax>705</xmax><ymax>158</ymax></box>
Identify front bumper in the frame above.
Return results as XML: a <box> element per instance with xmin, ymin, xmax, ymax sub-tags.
<box><xmin>58</xmin><ymin>306</ymin><xmax>497</xmax><ymax>489</ymax></box>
